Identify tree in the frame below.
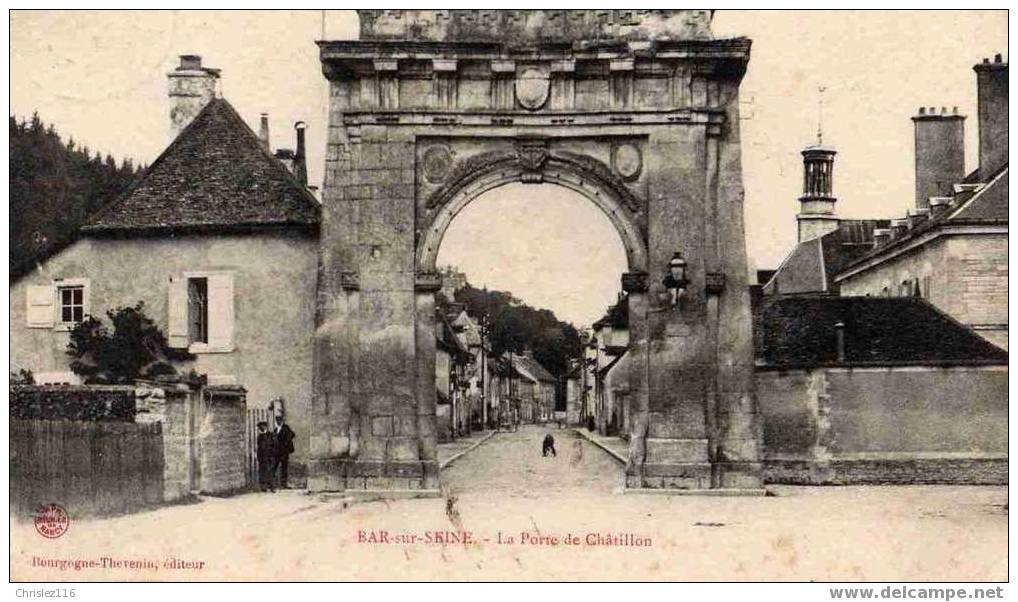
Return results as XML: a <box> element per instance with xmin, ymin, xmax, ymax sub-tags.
<box><xmin>445</xmin><ymin>274</ymin><xmax>583</xmax><ymax>378</ymax></box>
<box><xmin>66</xmin><ymin>303</ymin><xmax>179</xmax><ymax>384</ymax></box>
<box><xmin>9</xmin><ymin>112</ymin><xmax>139</xmax><ymax>279</ymax></box>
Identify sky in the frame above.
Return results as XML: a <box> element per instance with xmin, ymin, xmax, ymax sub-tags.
<box><xmin>9</xmin><ymin>10</ymin><xmax>1007</xmax><ymax>326</ymax></box>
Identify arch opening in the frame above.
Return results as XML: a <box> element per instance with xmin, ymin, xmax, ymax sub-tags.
<box><xmin>417</xmin><ymin>161</ymin><xmax>648</xmax><ymax>277</ymax></box>
<box><xmin>435</xmin><ymin>182</ymin><xmax>630</xmax><ymax>328</ymax></box>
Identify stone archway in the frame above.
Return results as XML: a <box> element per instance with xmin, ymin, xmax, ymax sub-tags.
<box><xmin>309</xmin><ymin>10</ymin><xmax>762</xmax><ymax>494</ymax></box>
<box><xmin>415</xmin><ymin>142</ymin><xmax>649</xmax><ymax>274</ymax></box>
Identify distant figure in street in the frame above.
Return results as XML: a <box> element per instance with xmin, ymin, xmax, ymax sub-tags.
<box><xmin>273</xmin><ymin>414</ymin><xmax>296</xmax><ymax>488</ymax></box>
<box><xmin>256</xmin><ymin>421</ymin><xmax>276</xmax><ymax>492</ymax></box>
<box><xmin>542</xmin><ymin>433</ymin><xmax>556</xmax><ymax>457</ymax></box>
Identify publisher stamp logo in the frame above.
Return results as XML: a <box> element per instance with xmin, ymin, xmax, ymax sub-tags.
<box><xmin>34</xmin><ymin>503</ymin><xmax>70</xmax><ymax>539</ymax></box>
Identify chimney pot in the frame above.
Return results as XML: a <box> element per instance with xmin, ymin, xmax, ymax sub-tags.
<box><xmin>913</xmin><ymin>99</ymin><xmax>965</xmax><ymax>209</ymax></box>
<box><xmin>835</xmin><ymin>322</ymin><xmax>846</xmax><ymax>362</ymax></box>
<box><xmin>293</xmin><ymin>121</ymin><xmax>308</xmax><ymax>187</ymax></box>
<box><xmin>974</xmin><ymin>52</ymin><xmax>1008</xmax><ymax>178</ymax></box>
<box><xmin>168</xmin><ymin>53</ymin><xmax>219</xmax><ymax>143</ymax></box>
<box><xmin>179</xmin><ymin>54</ymin><xmax>202</xmax><ymax>70</ymax></box>
<box><xmin>258</xmin><ymin>113</ymin><xmax>270</xmax><ymax>151</ymax></box>
<box><xmin>918</xmin><ymin>107</ymin><xmax>926</xmax><ymax>115</ymax></box>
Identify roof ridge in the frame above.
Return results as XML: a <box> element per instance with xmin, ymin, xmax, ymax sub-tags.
<box><xmin>82</xmin><ymin>98</ymin><xmax>229</xmax><ymax>229</ymax></box>
<box><xmin>946</xmin><ymin>164</ymin><xmax>1008</xmax><ymax>221</ymax></box>
<box><xmin>211</xmin><ymin>99</ymin><xmax>321</xmax><ymax>210</ymax></box>
<box><xmin>80</xmin><ymin>97</ymin><xmax>320</xmax><ymax>234</ymax></box>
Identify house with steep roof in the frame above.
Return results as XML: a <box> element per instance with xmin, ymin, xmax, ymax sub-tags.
<box><xmin>513</xmin><ymin>351</ymin><xmax>557</xmax><ymax>422</ymax></box>
<box><xmin>10</xmin><ymin>55</ymin><xmax>321</xmax><ymax>484</ymax></box>
<box><xmin>763</xmin><ymin>54</ymin><xmax>1008</xmax><ymax>350</ymax></box>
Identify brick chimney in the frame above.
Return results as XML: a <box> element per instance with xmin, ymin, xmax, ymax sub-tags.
<box><xmin>167</xmin><ymin>54</ymin><xmax>220</xmax><ymax>142</ymax></box>
<box><xmin>912</xmin><ymin>106</ymin><xmax>965</xmax><ymax>209</ymax></box>
<box><xmin>973</xmin><ymin>54</ymin><xmax>1008</xmax><ymax>179</ymax></box>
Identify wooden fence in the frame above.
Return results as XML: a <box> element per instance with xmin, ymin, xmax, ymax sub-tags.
<box><xmin>10</xmin><ymin>419</ymin><xmax>164</xmax><ymax>519</ymax></box>
<box><xmin>244</xmin><ymin>408</ymin><xmax>272</xmax><ymax>487</ymax></box>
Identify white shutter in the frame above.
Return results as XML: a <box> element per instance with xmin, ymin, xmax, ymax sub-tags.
<box><xmin>207</xmin><ymin>273</ymin><xmax>235</xmax><ymax>352</ymax></box>
<box><xmin>167</xmin><ymin>277</ymin><xmax>189</xmax><ymax>349</ymax></box>
<box><xmin>26</xmin><ymin>284</ymin><xmax>55</xmax><ymax>328</ymax></box>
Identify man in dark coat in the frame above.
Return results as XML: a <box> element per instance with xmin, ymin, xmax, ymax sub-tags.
<box><xmin>256</xmin><ymin>421</ymin><xmax>276</xmax><ymax>492</ymax></box>
<box><xmin>273</xmin><ymin>414</ymin><xmax>297</xmax><ymax>488</ymax></box>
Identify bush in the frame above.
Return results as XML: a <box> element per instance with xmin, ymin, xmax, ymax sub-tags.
<box><xmin>66</xmin><ymin>302</ymin><xmax>181</xmax><ymax>384</ymax></box>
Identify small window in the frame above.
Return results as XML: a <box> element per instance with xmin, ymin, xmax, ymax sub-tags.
<box><xmin>58</xmin><ymin>285</ymin><xmax>85</xmax><ymax>325</ymax></box>
<box><xmin>187</xmin><ymin>277</ymin><xmax>208</xmax><ymax>345</ymax></box>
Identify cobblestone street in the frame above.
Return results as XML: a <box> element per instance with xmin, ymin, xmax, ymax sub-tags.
<box><xmin>11</xmin><ymin>425</ymin><xmax>1007</xmax><ymax>581</ymax></box>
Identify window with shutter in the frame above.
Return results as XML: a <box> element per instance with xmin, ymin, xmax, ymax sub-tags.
<box><xmin>27</xmin><ymin>278</ymin><xmax>90</xmax><ymax>330</ymax></box>
<box><xmin>167</xmin><ymin>277</ymin><xmax>190</xmax><ymax>349</ymax></box>
<box><xmin>176</xmin><ymin>272</ymin><xmax>234</xmax><ymax>353</ymax></box>
<box><xmin>187</xmin><ymin>278</ymin><xmax>209</xmax><ymax>344</ymax></box>
<box><xmin>26</xmin><ymin>284</ymin><xmax>55</xmax><ymax>328</ymax></box>
<box><xmin>206</xmin><ymin>273</ymin><xmax>235</xmax><ymax>352</ymax></box>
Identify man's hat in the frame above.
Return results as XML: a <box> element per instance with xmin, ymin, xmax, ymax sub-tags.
<box><xmin>257</xmin><ymin>421</ymin><xmax>268</xmax><ymax>428</ymax></box>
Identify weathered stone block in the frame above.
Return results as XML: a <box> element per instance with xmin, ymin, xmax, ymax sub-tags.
<box><xmin>329</xmin><ymin>435</ymin><xmax>350</xmax><ymax>455</ymax></box>
<box><xmin>387</xmin><ymin>437</ymin><xmax>419</xmax><ymax>461</ymax></box>
<box><xmin>357</xmin><ymin>436</ymin><xmax>386</xmax><ymax>460</ymax></box>
<box><xmin>645</xmin><ymin>438</ymin><xmax>709</xmax><ymax>463</ymax></box>
<box><xmin>310</xmin><ymin>435</ymin><xmax>329</xmax><ymax>456</ymax></box>
<box><xmin>395</xmin><ymin>415</ymin><xmax>417</xmax><ymax>436</ymax></box>
<box><xmin>385</xmin><ymin>460</ymin><xmax>424</xmax><ymax>478</ymax></box>
<box><xmin>371</xmin><ymin>416</ymin><xmax>394</xmax><ymax>437</ymax></box>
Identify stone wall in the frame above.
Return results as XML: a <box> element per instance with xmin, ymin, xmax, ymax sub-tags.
<box><xmin>756</xmin><ymin>365</ymin><xmax>1008</xmax><ymax>484</ymax></box>
<box><xmin>10</xmin><ymin>231</ymin><xmax>318</xmax><ymax>484</ymax></box>
<box><xmin>198</xmin><ymin>387</ymin><xmax>247</xmax><ymax>494</ymax></box>
<box><xmin>135</xmin><ymin>383</ymin><xmax>248</xmax><ymax>499</ymax></box>
<box><xmin>357</xmin><ymin>9</ymin><xmax>714</xmax><ymax>43</ymax></box>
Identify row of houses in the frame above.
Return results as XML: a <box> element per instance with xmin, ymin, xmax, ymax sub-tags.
<box><xmin>573</xmin><ymin>54</ymin><xmax>1008</xmax><ymax>484</ymax></box>
<box><xmin>435</xmin><ymin>297</ymin><xmax>559</xmax><ymax>441</ymax></box>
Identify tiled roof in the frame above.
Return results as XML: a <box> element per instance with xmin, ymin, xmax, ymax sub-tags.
<box><xmin>839</xmin><ymin>164</ymin><xmax>1008</xmax><ymax>273</ymax></box>
<box><xmin>762</xmin><ymin>220</ymin><xmax>888</xmax><ymax>295</ymax></box>
<box><xmin>949</xmin><ymin>167</ymin><xmax>1008</xmax><ymax>221</ymax></box>
<box><xmin>754</xmin><ymin>295</ymin><xmax>1007</xmax><ymax>368</ymax></box>
<box><xmin>82</xmin><ymin>98</ymin><xmax>319</xmax><ymax>234</ymax></box>
<box><xmin>514</xmin><ymin>354</ymin><xmax>556</xmax><ymax>383</ymax></box>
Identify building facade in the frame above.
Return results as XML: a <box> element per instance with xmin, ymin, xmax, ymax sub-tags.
<box><xmin>11</xmin><ymin>56</ymin><xmax>322</xmax><ymax>484</ymax></box>
<box><xmin>764</xmin><ymin>55</ymin><xmax>1008</xmax><ymax>350</ymax></box>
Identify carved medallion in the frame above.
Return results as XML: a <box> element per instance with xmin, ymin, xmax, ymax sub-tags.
<box><xmin>515</xmin><ymin>68</ymin><xmax>550</xmax><ymax>111</ymax></box>
<box><xmin>613</xmin><ymin>143</ymin><xmax>642</xmax><ymax>181</ymax></box>
<box><xmin>422</xmin><ymin>145</ymin><xmax>453</xmax><ymax>184</ymax></box>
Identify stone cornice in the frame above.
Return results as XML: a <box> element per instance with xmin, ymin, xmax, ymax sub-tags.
<box><xmin>338</xmin><ymin>109</ymin><xmax>721</xmax><ymax>128</ymax></box>
<box><xmin>319</xmin><ymin>38</ymin><xmax>751</xmax><ymax>79</ymax></box>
